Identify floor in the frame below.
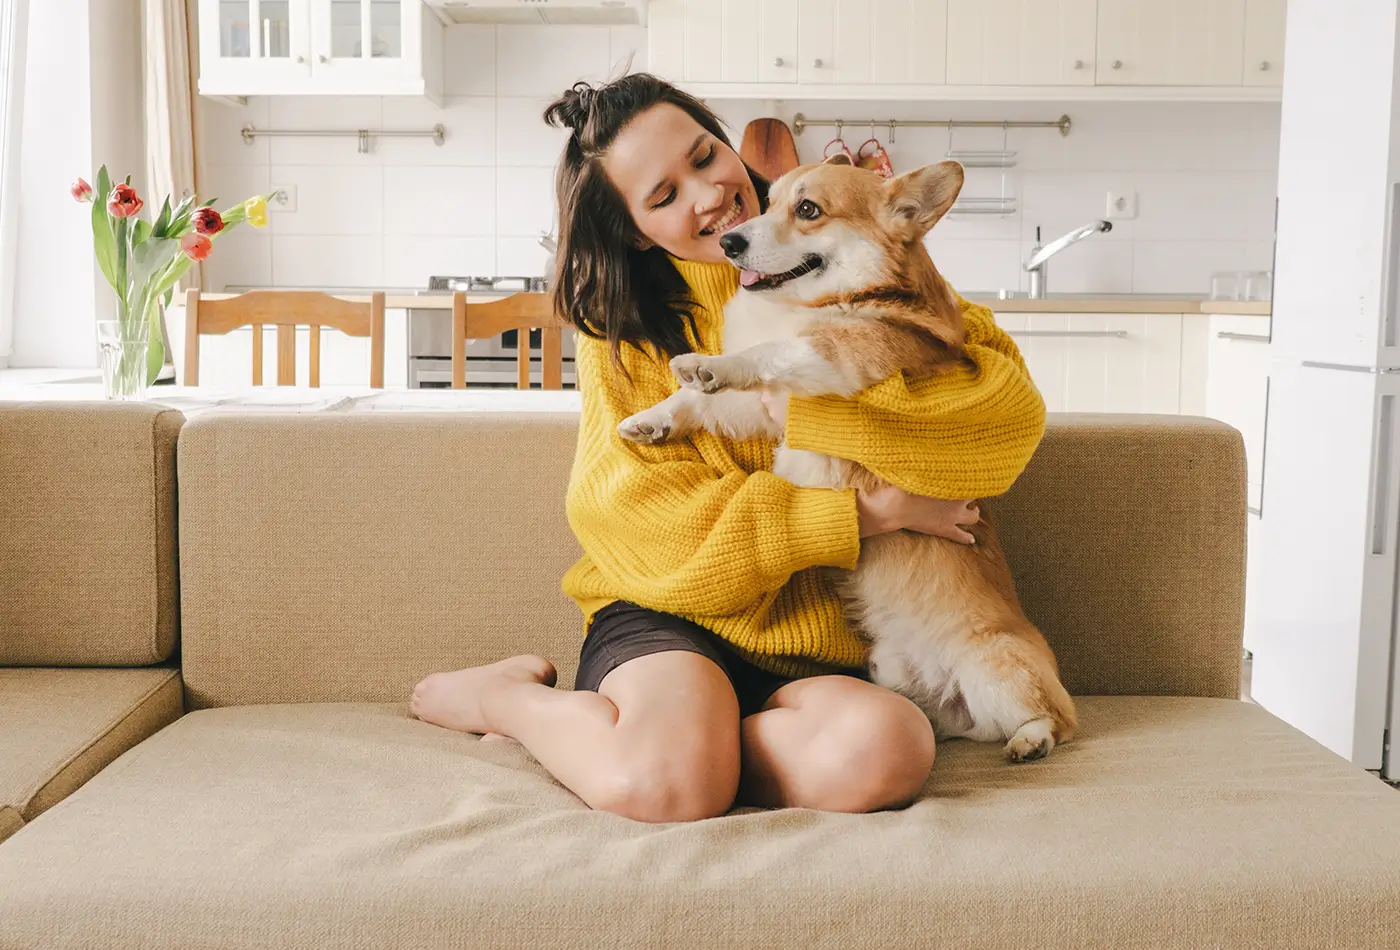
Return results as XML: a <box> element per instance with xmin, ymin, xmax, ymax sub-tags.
<box><xmin>0</xmin><ymin>368</ymin><xmax>99</xmax><ymax>389</ymax></box>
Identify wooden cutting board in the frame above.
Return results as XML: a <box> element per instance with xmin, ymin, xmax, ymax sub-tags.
<box><xmin>739</xmin><ymin>118</ymin><xmax>801</xmax><ymax>182</ymax></box>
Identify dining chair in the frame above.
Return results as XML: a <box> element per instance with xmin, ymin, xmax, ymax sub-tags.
<box><xmin>183</xmin><ymin>289</ymin><xmax>386</xmax><ymax>387</ymax></box>
<box><xmin>451</xmin><ymin>291</ymin><xmax>565</xmax><ymax>390</ymax></box>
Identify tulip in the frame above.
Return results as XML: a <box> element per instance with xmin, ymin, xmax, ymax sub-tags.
<box><xmin>243</xmin><ymin>196</ymin><xmax>269</xmax><ymax>228</ymax></box>
<box><xmin>71</xmin><ymin>178</ymin><xmax>93</xmax><ymax>202</ymax></box>
<box><xmin>180</xmin><ymin>232</ymin><xmax>212</xmax><ymax>262</ymax></box>
<box><xmin>192</xmin><ymin>207</ymin><xmax>225</xmax><ymax>235</ymax></box>
<box><xmin>108</xmin><ymin>183</ymin><xmax>143</xmax><ymax>218</ymax></box>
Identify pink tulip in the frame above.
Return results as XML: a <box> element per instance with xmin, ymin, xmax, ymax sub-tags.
<box><xmin>107</xmin><ymin>183</ymin><xmax>143</xmax><ymax>218</ymax></box>
<box><xmin>180</xmin><ymin>232</ymin><xmax>212</xmax><ymax>262</ymax></box>
<box><xmin>71</xmin><ymin>178</ymin><xmax>93</xmax><ymax>202</ymax></box>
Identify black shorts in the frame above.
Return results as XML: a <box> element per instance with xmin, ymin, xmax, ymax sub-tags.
<box><xmin>575</xmin><ymin>601</ymin><xmax>868</xmax><ymax>719</ymax></box>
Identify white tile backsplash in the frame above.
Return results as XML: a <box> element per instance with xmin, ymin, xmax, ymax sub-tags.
<box><xmin>384</xmin><ymin>166</ymin><xmax>496</xmax><ymax>237</ymax></box>
<box><xmin>196</xmin><ymin>25</ymin><xmax>1281</xmax><ymax>295</ymax></box>
<box><xmin>270</xmin><ymin>165</ymin><xmax>383</xmax><ymax>235</ymax></box>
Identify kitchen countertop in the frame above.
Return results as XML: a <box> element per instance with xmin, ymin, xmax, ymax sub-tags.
<box><xmin>197</xmin><ymin>290</ymin><xmax>1271</xmax><ymax>316</ymax></box>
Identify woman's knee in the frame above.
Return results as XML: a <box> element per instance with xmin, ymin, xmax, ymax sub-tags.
<box><xmin>589</xmin><ymin>750</ymin><xmax>739</xmax><ymax>822</ymax></box>
<box><xmin>801</xmin><ymin>687</ymin><xmax>936</xmax><ymax>813</ymax></box>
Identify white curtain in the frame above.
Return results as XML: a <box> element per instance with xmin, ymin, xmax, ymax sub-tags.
<box><xmin>142</xmin><ymin>0</ymin><xmax>199</xmax><ymax>378</ymax></box>
<box><xmin>0</xmin><ymin>0</ymin><xmax>30</xmax><ymax>369</ymax></box>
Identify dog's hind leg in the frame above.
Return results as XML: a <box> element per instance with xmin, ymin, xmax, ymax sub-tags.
<box><xmin>948</xmin><ymin>629</ymin><xmax>1076</xmax><ymax>763</ymax></box>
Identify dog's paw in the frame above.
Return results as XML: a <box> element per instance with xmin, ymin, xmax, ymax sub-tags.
<box><xmin>1004</xmin><ymin>719</ymin><xmax>1056</xmax><ymax>763</ymax></box>
<box><xmin>618</xmin><ymin>411</ymin><xmax>673</xmax><ymax>445</ymax></box>
<box><xmin>670</xmin><ymin>354</ymin><xmax>750</xmax><ymax>394</ymax></box>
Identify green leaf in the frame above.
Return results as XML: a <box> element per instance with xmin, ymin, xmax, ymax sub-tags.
<box><xmin>90</xmin><ymin>167</ymin><xmax>118</xmax><ymax>292</ymax></box>
<box><xmin>167</xmin><ymin>194</ymin><xmax>198</xmax><ymax>235</ymax></box>
<box><xmin>133</xmin><ymin>219</ymin><xmax>152</xmax><ymax>246</ymax></box>
<box><xmin>151</xmin><ymin>197</ymin><xmax>173</xmax><ymax>238</ymax></box>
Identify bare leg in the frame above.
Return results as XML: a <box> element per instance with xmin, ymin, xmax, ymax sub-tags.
<box><xmin>738</xmin><ymin>675</ymin><xmax>935</xmax><ymax>812</ymax></box>
<box><xmin>411</xmin><ymin>651</ymin><xmax>742</xmax><ymax>823</ymax></box>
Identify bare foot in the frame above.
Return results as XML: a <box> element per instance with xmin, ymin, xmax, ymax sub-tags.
<box><xmin>410</xmin><ymin>655</ymin><xmax>557</xmax><ymax>735</ymax></box>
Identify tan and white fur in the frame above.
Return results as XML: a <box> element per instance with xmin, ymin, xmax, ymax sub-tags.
<box><xmin>618</xmin><ymin>156</ymin><xmax>1076</xmax><ymax>762</ymax></box>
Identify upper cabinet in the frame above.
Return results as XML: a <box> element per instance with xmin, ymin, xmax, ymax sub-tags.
<box><xmin>1243</xmin><ymin>0</ymin><xmax>1286</xmax><ymax>88</ymax></box>
<box><xmin>197</xmin><ymin>0</ymin><xmax>444</xmax><ymax>99</ymax></box>
<box><xmin>797</xmin><ymin>0</ymin><xmax>948</xmax><ymax>86</ymax></box>
<box><xmin>651</xmin><ymin>0</ymin><xmax>1286</xmax><ymax>99</ymax></box>
<box><xmin>946</xmin><ymin>0</ymin><xmax>1096</xmax><ymax>86</ymax></box>
<box><xmin>1095</xmin><ymin>0</ymin><xmax>1246</xmax><ymax>86</ymax></box>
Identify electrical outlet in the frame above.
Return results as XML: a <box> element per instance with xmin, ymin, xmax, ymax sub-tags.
<box><xmin>270</xmin><ymin>185</ymin><xmax>297</xmax><ymax>213</ymax></box>
<box><xmin>1106</xmin><ymin>189</ymin><xmax>1137</xmax><ymax>220</ymax></box>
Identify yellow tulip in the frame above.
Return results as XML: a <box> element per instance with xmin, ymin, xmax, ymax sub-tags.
<box><xmin>244</xmin><ymin>196</ymin><xmax>269</xmax><ymax>228</ymax></box>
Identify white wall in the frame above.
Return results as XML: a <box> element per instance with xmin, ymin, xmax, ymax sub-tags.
<box><xmin>197</xmin><ymin>23</ymin><xmax>1280</xmax><ymax>298</ymax></box>
<box><xmin>9</xmin><ymin>0</ymin><xmax>144</xmax><ymax>369</ymax></box>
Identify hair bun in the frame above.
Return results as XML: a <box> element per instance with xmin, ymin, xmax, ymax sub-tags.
<box><xmin>544</xmin><ymin>82</ymin><xmax>596</xmax><ymax>133</ymax></box>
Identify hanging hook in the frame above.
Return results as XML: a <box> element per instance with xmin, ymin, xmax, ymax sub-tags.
<box><xmin>835</xmin><ymin>118</ymin><xmax>844</xmax><ymax>138</ymax></box>
<box><xmin>888</xmin><ymin>119</ymin><xmax>896</xmax><ymax>144</ymax></box>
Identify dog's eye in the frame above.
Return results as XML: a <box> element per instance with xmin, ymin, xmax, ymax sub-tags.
<box><xmin>795</xmin><ymin>199</ymin><xmax>822</xmax><ymax>221</ymax></box>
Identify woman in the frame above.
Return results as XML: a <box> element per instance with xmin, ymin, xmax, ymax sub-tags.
<box><xmin>411</xmin><ymin>74</ymin><xmax>1046</xmax><ymax>823</ymax></box>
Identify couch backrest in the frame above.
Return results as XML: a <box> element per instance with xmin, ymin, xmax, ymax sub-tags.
<box><xmin>0</xmin><ymin>403</ymin><xmax>182</xmax><ymax>666</ymax></box>
<box><xmin>174</xmin><ymin>411</ymin><xmax>1245</xmax><ymax>709</ymax></box>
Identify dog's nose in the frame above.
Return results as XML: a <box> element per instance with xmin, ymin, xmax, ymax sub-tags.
<box><xmin>719</xmin><ymin>232</ymin><xmax>748</xmax><ymax>258</ymax></box>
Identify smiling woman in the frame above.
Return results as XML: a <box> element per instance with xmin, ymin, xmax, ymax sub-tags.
<box><xmin>409</xmin><ymin>72</ymin><xmax>1046</xmax><ymax>825</ymax></box>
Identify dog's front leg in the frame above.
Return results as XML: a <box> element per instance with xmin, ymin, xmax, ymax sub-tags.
<box><xmin>671</xmin><ymin>337</ymin><xmax>872</xmax><ymax>398</ymax></box>
<box><xmin>617</xmin><ymin>389</ymin><xmax>704</xmax><ymax>445</ymax></box>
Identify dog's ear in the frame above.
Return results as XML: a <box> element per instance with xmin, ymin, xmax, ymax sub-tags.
<box><xmin>824</xmin><ymin>152</ymin><xmax>854</xmax><ymax>167</ymax></box>
<box><xmin>885</xmin><ymin>161</ymin><xmax>964</xmax><ymax>237</ymax></box>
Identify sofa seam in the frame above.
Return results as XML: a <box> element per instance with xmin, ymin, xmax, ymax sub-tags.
<box><xmin>16</xmin><ymin>668</ymin><xmax>183</xmax><ymax>815</ymax></box>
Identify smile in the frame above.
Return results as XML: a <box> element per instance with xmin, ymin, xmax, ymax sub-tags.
<box><xmin>699</xmin><ymin>194</ymin><xmax>744</xmax><ymax>236</ymax></box>
<box><xmin>738</xmin><ymin>254</ymin><xmax>826</xmax><ymax>292</ymax></box>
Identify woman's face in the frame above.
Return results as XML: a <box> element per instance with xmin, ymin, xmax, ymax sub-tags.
<box><xmin>602</xmin><ymin>103</ymin><xmax>760</xmax><ymax>264</ymax></box>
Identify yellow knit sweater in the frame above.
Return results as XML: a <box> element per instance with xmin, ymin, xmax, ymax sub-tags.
<box><xmin>561</xmin><ymin>258</ymin><xmax>1046</xmax><ymax>676</ymax></box>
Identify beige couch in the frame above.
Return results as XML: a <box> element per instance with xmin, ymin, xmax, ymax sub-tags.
<box><xmin>3</xmin><ymin>401</ymin><xmax>1400</xmax><ymax>949</ymax></box>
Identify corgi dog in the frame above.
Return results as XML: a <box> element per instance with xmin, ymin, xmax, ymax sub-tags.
<box><xmin>617</xmin><ymin>156</ymin><xmax>1076</xmax><ymax>762</ymax></box>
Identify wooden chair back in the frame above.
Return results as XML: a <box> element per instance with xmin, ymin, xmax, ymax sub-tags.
<box><xmin>451</xmin><ymin>291</ymin><xmax>565</xmax><ymax>390</ymax></box>
<box><xmin>183</xmin><ymin>289</ymin><xmax>386</xmax><ymax>387</ymax></box>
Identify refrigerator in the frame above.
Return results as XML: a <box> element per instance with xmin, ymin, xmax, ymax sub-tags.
<box><xmin>1249</xmin><ymin>0</ymin><xmax>1400</xmax><ymax>780</ymax></box>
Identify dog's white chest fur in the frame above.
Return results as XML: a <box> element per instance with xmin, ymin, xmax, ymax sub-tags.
<box><xmin>721</xmin><ymin>293</ymin><xmax>845</xmax><ymax>490</ymax></box>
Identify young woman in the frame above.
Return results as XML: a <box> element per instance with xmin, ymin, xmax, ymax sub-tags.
<box><xmin>411</xmin><ymin>74</ymin><xmax>1046</xmax><ymax>823</ymax></box>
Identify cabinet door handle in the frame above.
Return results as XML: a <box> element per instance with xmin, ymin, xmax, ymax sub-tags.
<box><xmin>1111</xmin><ymin>59</ymin><xmax>1123</xmax><ymax>70</ymax></box>
<box><xmin>813</xmin><ymin>58</ymin><xmax>824</xmax><ymax>68</ymax></box>
<box><xmin>1259</xmin><ymin>61</ymin><xmax>1272</xmax><ymax>71</ymax></box>
<box><xmin>773</xmin><ymin>57</ymin><xmax>785</xmax><ymax>67</ymax></box>
<box><xmin>319</xmin><ymin>54</ymin><xmax>329</xmax><ymax>64</ymax></box>
<box><xmin>295</xmin><ymin>54</ymin><xmax>305</xmax><ymax>64</ymax></box>
<box><xmin>1073</xmin><ymin>59</ymin><xmax>1085</xmax><ymax>70</ymax></box>
<box><xmin>1009</xmin><ymin>329</ymin><xmax>1129</xmax><ymax>339</ymax></box>
<box><xmin>1216</xmin><ymin>331</ymin><xmax>1270</xmax><ymax>343</ymax></box>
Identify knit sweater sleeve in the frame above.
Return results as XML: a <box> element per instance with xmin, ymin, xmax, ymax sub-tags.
<box><xmin>565</xmin><ymin>335</ymin><xmax>862</xmax><ymax>617</ymax></box>
<box><xmin>782</xmin><ymin>297</ymin><xmax>1046</xmax><ymax>499</ymax></box>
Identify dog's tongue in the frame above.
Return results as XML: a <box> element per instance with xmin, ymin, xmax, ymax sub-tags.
<box><xmin>739</xmin><ymin>269</ymin><xmax>763</xmax><ymax>288</ymax></box>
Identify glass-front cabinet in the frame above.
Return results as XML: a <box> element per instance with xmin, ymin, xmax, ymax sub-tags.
<box><xmin>198</xmin><ymin>0</ymin><xmax>443</xmax><ymax>99</ymax></box>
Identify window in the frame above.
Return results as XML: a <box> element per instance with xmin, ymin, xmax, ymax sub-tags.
<box><xmin>0</xmin><ymin>0</ymin><xmax>29</xmax><ymax>369</ymax></box>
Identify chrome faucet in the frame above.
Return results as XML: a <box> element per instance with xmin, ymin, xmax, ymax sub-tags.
<box><xmin>1024</xmin><ymin>220</ymin><xmax>1113</xmax><ymax>299</ymax></box>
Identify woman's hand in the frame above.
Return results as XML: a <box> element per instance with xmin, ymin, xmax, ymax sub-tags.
<box><xmin>857</xmin><ymin>483</ymin><xmax>980</xmax><ymax>544</ymax></box>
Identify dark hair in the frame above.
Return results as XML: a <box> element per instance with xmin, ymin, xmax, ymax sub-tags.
<box><xmin>544</xmin><ymin>73</ymin><xmax>768</xmax><ymax>368</ymax></box>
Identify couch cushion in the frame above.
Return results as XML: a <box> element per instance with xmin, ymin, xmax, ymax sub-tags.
<box><xmin>2</xmin><ymin>697</ymin><xmax>1397</xmax><ymax>949</ymax></box>
<box><xmin>0</xmin><ymin>403</ymin><xmax>182</xmax><ymax>665</ymax></box>
<box><xmin>0</xmin><ymin>667</ymin><xmax>183</xmax><ymax>840</ymax></box>
<box><xmin>174</xmin><ymin>412</ymin><xmax>1245</xmax><ymax>709</ymax></box>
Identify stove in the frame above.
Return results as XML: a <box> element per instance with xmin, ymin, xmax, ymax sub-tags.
<box><xmin>406</xmin><ymin>275</ymin><xmax>577</xmax><ymax>389</ymax></box>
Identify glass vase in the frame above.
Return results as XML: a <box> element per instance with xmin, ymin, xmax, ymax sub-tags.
<box><xmin>96</xmin><ymin>317</ymin><xmax>151</xmax><ymax>401</ymax></box>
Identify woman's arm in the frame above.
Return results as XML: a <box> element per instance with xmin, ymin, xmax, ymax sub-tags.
<box><xmin>566</xmin><ymin>336</ymin><xmax>862</xmax><ymax>617</ymax></box>
<box><xmin>781</xmin><ymin>297</ymin><xmax>1046</xmax><ymax>499</ymax></box>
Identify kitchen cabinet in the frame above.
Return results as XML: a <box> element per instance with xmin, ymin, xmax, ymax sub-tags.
<box><xmin>1095</xmin><ymin>0</ymin><xmax>1246</xmax><ymax>86</ymax></box>
<box><xmin>657</xmin><ymin>0</ymin><xmax>798</xmax><ymax>84</ymax></box>
<box><xmin>1242</xmin><ymin>0</ymin><xmax>1286</xmax><ymax>88</ymax></box>
<box><xmin>997</xmin><ymin>312</ymin><xmax>1185</xmax><ymax>414</ymax></box>
<box><xmin>1205</xmin><ymin>314</ymin><xmax>1270</xmax><ymax>514</ymax></box>
<box><xmin>946</xmin><ymin>0</ymin><xmax>1096</xmax><ymax>86</ymax></box>
<box><xmin>197</xmin><ymin>0</ymin><xmax>444</xmax><ymax>100</ymax></box>
<box><xmin>797</xmin><ymin>0</ymin><xmax>948</xmax><ymax>85</ymax></box>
